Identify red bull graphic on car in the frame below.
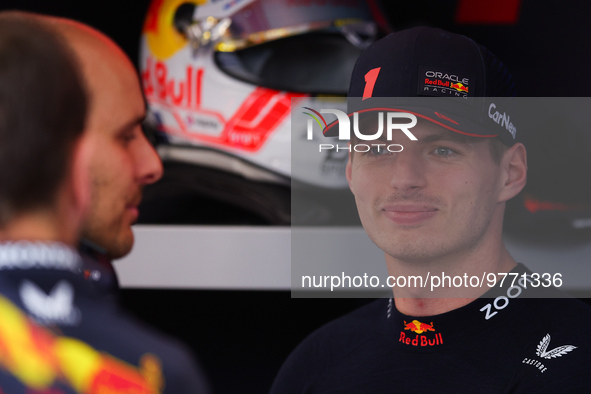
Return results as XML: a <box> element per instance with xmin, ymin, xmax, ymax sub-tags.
<box><xmin>143</xmin><ymin>0</ymin><xmax>207</xmax><ymax>61</ymax></box>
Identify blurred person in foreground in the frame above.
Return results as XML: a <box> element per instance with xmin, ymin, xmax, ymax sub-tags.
<box><xmin>39</xmin><ymin>14</ymin><xmax>166</xmax><ymax>299</ymax></box>
<box><xmin>272</xmin><ymin>27</ymin><xmax>591</xmax><ymax>393</ymax></box>
<box><xmin>0</xmin><ymin>11</ymin><xmax>210</xmax><ymax>393</ymax></box>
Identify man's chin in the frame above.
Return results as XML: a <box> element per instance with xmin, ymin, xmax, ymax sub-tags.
<box><xmin>109</xmin><ymin>230</ymin><xmax>134</xmax><ymax>259</ymax></box>
<box><xmin>93</xmin><ymin>231</ymin><xmax>134</xmax><ymax>260</ymax></box>
<box><xmin>373</xmin><ymin>235</ymin><xmax>444</xmax><ymax>263</ymax></box>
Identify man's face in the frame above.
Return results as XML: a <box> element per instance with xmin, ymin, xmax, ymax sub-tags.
<box><xmin>346</xmin><ymin>120</ymin><xmax>507</xmax><ymax>264</ymax></box>
<box><xmin>81</xmin><ymin>55</ymin><xmax>163</xmax><ymax>259</ymax></box>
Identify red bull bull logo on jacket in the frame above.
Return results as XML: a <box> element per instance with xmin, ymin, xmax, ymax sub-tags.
<box><xmin>400</xmin><ymin>320</ymin><xmax>443</xmax><ymax>347</ymax></box>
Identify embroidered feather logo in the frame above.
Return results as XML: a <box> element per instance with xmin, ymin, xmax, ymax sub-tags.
<box><xmin>536</xmin><ymin>334</ymin><xmax>577</xmax><ymax>359</ymax></box>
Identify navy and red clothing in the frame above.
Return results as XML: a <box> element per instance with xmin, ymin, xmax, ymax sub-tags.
<box><xmin>272</xmin><ymin>264</ymin><xmax>591</xmax><ymax>393</ymax></box>
<box><xmin>78</xmin><ymin>238</ymin><xmax>120</xmax><ymax>301</ymax></box>
<box><xmin>0</xmin><ymin>241</ymin><xmax>210</xmax><ymax>393</ymax></box>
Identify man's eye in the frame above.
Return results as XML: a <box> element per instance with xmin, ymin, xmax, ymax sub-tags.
<box><xmin>120</xmin><ymin>131</ymin><xmax>137</xmax><ymax>143</ymax></box>
<box><xmin>434</xmin><ymin>147</ymin><xmax>455</xmax><ymax>156</ymax></box>
<box><xmin>366</xmin><ymin>145</ymin><xmax>391</xmax><ymax>157</ymax></box>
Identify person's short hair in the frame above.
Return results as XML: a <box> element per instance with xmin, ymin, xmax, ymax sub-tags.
<box><xmin>0</xmin><ymin>14</ymin><xmax>87</xmax><ymax>225</ymax></box>
<box><xmin>488</xmin><ymin>137</ymin><xmax>508</xmax><ymax>165</ymax></box>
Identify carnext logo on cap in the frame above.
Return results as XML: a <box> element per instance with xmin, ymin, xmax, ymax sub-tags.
<box><xmin>488</xmin><ymin>103</ymin><xmax>517</xmax><ymax>139</ymax></box>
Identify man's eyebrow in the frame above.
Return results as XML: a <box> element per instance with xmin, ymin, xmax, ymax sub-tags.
<box><xmin>419</xmin><ymin>133</ymin><xmax>473</xmax><ymax>146</ymax></box>
<box><xmin>117</xmin><ymin>114</ymin><xmax>146</xmax><ymax>133</ymax></box>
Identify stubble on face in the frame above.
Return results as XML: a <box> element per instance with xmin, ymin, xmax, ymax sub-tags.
<box><xmin>83</xmin><ymin>163</ymin><xmax>140</xmax><ymax>259</ymax></box>
<box><xmin>58</xmin><ymin>25</ymin><xmax>148</xmax><ymax>259</ymax></box>
<box><xmin>362</xmin><ymin>187</ymin><xmax>499</xmax><ymax>265</ymax></box>
<box><xmin>349</xmin><ymin>123</ymin><xmax>505</xmax><ymax>266</ymax></box>
<box><xmin>80</xmin><ymin>69</ymin><xmax>146</xmax><ymax>258</ymax></box>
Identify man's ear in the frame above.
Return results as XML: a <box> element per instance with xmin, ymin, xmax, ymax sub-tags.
<box><xmin>498</xmin><ymin>142</ymin><xmax>527</xmax><ymax>203</ymax></box>
<box><xmin>53</xmin><ymin>135</ymin><xmax>91</xmax><ymax>244</ymax></box>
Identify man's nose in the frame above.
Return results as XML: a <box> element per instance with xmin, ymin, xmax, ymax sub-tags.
<box><xmin>388</xmin><ymin>151</ymin><xmax>427</xmax><ymax>193</ymax></box>
<box><xmin>135</xmin><ymin>134</ymin><xmax>164</xmax><ymax>185</ymax></box>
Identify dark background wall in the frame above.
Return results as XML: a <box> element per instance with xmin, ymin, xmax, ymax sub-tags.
<box><xmin>2</xmin><ymin>1</ymin><xmax>591</xmax><ymax>393</ymax></box>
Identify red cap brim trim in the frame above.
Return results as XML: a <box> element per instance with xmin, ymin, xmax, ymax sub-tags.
<box><xmin>323</xmin><ymin>107</ymin><xmax>498</xmax><ymax>139</ymax></box>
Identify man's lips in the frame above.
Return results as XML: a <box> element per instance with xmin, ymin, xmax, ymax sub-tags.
<box><xmin>126</xmin><ymin>194</ymin><xmax>142</xmax><ymax>220</ymax></box>
<box><xmin>381</xmin><ymin>204</ymin><xmax>438</xmax><ymax>225</ymax></box>
<box><xmin>126</xmin><ymin>205</ymin><xmax>139</xmax><ymax>221</ymax></box>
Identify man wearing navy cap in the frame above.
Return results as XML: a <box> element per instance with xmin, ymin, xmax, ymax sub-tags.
<box><xmin>272</xmin><ymin>27</ymin><xmax>591</xmax><ymax>392</ymax></box>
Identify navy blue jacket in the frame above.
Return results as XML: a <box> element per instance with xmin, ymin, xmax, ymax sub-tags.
<box><xmin>0</xmin><ymin>241</ymin><xmax>210</xmax><ymax>393</ymax></box>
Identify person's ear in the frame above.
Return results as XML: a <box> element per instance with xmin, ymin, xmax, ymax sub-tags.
<box><xmin>53</xmin><ymin>135</ymin><xmax>91</xmax><ymax>243</ymax></box>
<box><xmin>498</xmin><ymin>142</ymin><xmax>527</xmax><ymax>202</ymax></box>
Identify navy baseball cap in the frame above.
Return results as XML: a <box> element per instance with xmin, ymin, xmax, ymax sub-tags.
<box><xmin>324</xmin><ymin>27</ymin><xmax>518</xmax><ymax>145</ymax></box>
